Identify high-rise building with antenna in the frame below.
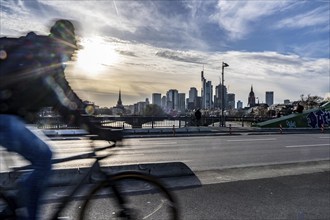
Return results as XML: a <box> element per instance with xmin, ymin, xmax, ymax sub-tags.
<box><xmin>201</xmin><ymin>69</ymin><xmax>213</xmax><ymax>109</ymax></box>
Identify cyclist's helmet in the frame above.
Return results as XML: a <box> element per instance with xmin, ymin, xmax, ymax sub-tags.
<box><xmin>50</xmin><ymin>19</ymin><xmax>77</xmax><ymax>50</ymax></box>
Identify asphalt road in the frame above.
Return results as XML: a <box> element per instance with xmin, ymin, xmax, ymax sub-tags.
<box><xmin>1</xmin><ymin>132</ymin><xmax>329</xmax><ymax>219</ymax></box>
<box><xmin>1</xmin><ymin>133</ymin><xmax>329</xmax><ymax>187</ymax></box>
<box><xmin>38</xmin><ymin>171</ymin><xmax>330</xmax><ymax>220</ymax></box>
<box><xmin>176</xmin><ymin>171</ymin><xmax>330</xmax><ymax>220</ymax></box>
<box><xmin>1</xmin><ymin>133</ymin><xmax>329</xmax><ymax>171</ymax></box>
<box><xmin>112</xmin><ymin>133</ymin><xmax>330</xmax><ymax>171</ymax></box>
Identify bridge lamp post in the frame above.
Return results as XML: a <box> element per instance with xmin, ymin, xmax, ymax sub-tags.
<box><xmin>221</xmin><ymin>62</ymin><xmax>229</xmax><ymax>127</ymax></box>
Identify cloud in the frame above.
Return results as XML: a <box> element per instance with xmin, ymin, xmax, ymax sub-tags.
<box><xmin>1</xmin><ymin>0</ymin><xmax>329</xmax><ymax>107</ymax></box>
<box><xmin>117</xmin><ymin>50</ymin><xmax>137</xmax><ymax>57</ymax></box>
<box><xmin>210</xmin><ymin>1</ymin><xmax>294</xmax><ymax>40</ymax></box>
<box><xmin>66</xmin><ymin>35</ymin><xmax>329</xmax><ymax>107</ymax></box>
<box><xmin>275</xmin><ymin>6</ymin><xmax>329</xmax><ymax>30</ymax></box>
<box><xmin>209</xmin><ymin>1</ymin><xmax>329</xmax><ymax>43</ymax></box>
<box><xmin>155</xmin><ymin>50</ymin><xmax>205</xmax><ymax>64</ymax></box>
<box><xmin>29</xmin><ymin>0</ymin><xmax>207</xmax><ymax>51</ymax></box>
<box><xmin>291</xmin><ymin>39</ymin><xmax>330</xmax><ymax>58</ymax></box>
<box><xmin>0</xmin><ymin>0</ymin><xmax>49</xmax><ymax>36</ymax></box>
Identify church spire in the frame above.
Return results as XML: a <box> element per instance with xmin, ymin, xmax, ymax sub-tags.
<box><xmin>248</xmin><ymin>85</ymin><xmax>256</xmax><ymax>107</ymax></box>
<box><xmin>116</xmin><ymin>89</ymin><xmax>124</xmax><ymax>109</ymax></box>
<box><xmin>118</xmin><ymin>89</ymin><xmax>122</xmax><ymax>105</ymax></box>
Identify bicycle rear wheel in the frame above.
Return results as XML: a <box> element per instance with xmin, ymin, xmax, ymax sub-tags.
<box><xmin>79</xmin><ymin>171</ymin><xmax>179</xmax><ymax>220</ymax></box>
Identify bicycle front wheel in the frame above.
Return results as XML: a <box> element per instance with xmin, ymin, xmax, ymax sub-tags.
<box><xmin>79</xmin><ymin>171</ymin><xmax>179</xmax><ymax>220</ymax></box>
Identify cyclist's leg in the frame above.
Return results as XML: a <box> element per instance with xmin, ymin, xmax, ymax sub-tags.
<box><xmin>0</xmin><ymin>114</ymin><xmax>52</xmax><ymax>219</ymax></box>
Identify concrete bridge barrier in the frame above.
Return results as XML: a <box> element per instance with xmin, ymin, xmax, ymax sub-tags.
<box><xmin>0</xmin><ymin>162</ymin><xmax>199</xmax><ymax>188</ymax></box>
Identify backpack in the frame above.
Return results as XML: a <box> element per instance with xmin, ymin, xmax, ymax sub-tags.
<box><xmin>0</xmin><ymin>33</ymin><xmax>64</xmax><ymax>118</ymax></box>
<box><xmin>0</xmin><ymin>33</ymin><xmax>51</xmax><ymax>84</ymax></box>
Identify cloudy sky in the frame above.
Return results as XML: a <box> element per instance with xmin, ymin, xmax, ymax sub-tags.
<box><xmin>1</xmin><ymin>0</ymin><xmax>329</xmax><ymax>108</ymax></box>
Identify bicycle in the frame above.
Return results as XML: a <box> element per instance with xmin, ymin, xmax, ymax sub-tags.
<box><xmin>0</xmin><ymin>135</ymin><xmax>179</xmax><ymax>219</ymax></box>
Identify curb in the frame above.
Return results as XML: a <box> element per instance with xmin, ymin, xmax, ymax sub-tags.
<box><xmin>194</xmin><ymin>159</ymin><xmax>330</xmax><ymax>185</ymax></box>
<box><xmin>2</xmin><ymin>160</ymin><xmax>329</xmax><ymax>189</ymax></box>
<box><xmin>0</xmin><ymin>162</ymin><xmax>196</xmax><ymax>188</ymax></box>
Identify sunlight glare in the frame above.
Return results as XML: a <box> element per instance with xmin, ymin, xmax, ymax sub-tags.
<box><xmin>75</xmin><ymin>37</ymin><xmax>119</xmax><ymax>75</ymax></box>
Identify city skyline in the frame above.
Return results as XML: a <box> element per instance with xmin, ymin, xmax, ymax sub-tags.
<box><xmin>121</xmin><ymin>81</ymin><xmax>305</xmax><ymax>110</ymax></box>
<box><xmin>126</xmin><ymin>84</ymin><xmax>275</xmax><ymax>110</ymax></box>
<box><xmin>1</xmin><ymin>1</ymin><xmax>329</xmax><ymax>107</ymax></box>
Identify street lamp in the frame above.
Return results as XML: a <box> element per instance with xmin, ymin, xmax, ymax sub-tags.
<box><xmin>221</xmin><ymin>62</ymin><xmax>229</xmax><ymax>127</ymax></box>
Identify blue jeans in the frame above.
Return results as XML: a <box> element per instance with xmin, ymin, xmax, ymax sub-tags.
<box><xmin>0</xmin><ymin>115</ymin><xmax>52</xmax><ymax>220</ymax></box>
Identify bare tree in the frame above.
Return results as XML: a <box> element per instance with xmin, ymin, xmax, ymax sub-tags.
<box><xmin>300</xmin><ymin>94</ymin><xmax>324</xmax><ymax>110</ymax></box>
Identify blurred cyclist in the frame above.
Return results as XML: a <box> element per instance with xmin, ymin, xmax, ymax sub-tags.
<box><xmin>0</xmin><ymin>19</ymin><xmax>121</xmax><ymax>219</ymax></box>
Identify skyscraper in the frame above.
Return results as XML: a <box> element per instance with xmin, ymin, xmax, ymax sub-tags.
<box><xmin>166</xmin><ymin>89</ymin><xmax>179</xmax><ymax>110</ymax></box>
<box><xmin>189</xmin><ymin>87</ymin><xmax>197</xmax><ymax>103</ymax></box>
<box><xmin>266</xmin><ymin>91</ymin><xmax>274</xmax><ymax>106</ymax></box>
<box><xmin>188</xmin><ymin>87</ymin><xmax>198</xmax><ymax>110</ymax></box>
<box><xmin>178</xmin><ymin>93</ymin><xmax>186</xmax><ymax>112</ymax></box>
<box><xmin>201</xmin><ymin>70</ymin><xmax>213</xmax><ymax>109</ymax></box>
<box><xmin>248</xmin><ymin>85</ymin><xmax>256</xmax><ymax>107</ymax></box>
<box><xmin>152</xmin><ymin>93</ymin><xmax>161</xmax><ymax>107</ymax></box>
<box><xmin>214</xmin><ymin>83</ymin><xmax>227</xmax><ymax>109</ymax></box>
<box><xmin>237</xmin><ymin>100</ymin><xmax>243</xmax><ymax>109</ymax></box>
<box><xmin>161</xmin><ymin>96</ymin><xmax>166</xmax><ymax>109</ymax></box>
<box><xmin>227</xmin><ymin>93</ymin><xmax>235</xmax><ymax>109</ymax></box>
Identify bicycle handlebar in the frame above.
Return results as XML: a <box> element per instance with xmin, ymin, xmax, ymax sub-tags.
<box><xmin>11</xmin><ymin>139</ymin><xmax>117</xmax><ymax>172</ymax></box>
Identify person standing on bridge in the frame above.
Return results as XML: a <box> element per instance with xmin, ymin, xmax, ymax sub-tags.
<box><xmin>195</xmin><ymin>109</ymin><xmax>202</xmax><ymax>126</ymax></box>
<box><xmin>0</xmin><ymin>19</ymin><xmax>121</xmax><ymax>219</ymax></box>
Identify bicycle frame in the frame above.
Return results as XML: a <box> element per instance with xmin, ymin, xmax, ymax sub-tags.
<box><xmin>51</xmin><ymin>155</ymin><xmax>109</xmax><ymax>219</ymax></box>
<box><xmin>2</xmin><ymin>138</ymin><xmax>119</xmax><ymax>219</ymax></box>
<box><xmin>1</xmin><ymin>138</ymin><xmax>179</xmax><ymax>220</ymax></box>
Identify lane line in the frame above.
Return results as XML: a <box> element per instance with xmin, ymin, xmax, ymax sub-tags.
<box><xmin>148</xmin><ymin>142</ymin><xmax>178</xmax><ymax>145</ymax></box>
<box><xmin>116</xmin><ymin>153</ymin><xmax>145</xmax><ymax>156</ymax></box>
<box><xmin>227</xmin><ymin>138</ymin><xmax>277</xmax><ymax>142</ymax></box>
<box><xmin>285</xmin><ymin>144</ymin><xmax>330</xmax><ymax>148</ymax></box>
<box><xmin>131</xmin><ymin>141</ymin><xmax>178</xmax><ymax>145</ymax></box>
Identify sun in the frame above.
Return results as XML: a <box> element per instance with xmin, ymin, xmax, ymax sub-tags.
<box><xmin>75</xmin><ymin>37</ymin><xmax>119</xmax><ymax>75</ymax></box>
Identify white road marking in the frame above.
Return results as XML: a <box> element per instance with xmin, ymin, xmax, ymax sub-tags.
<box><xmin>227</xmin><ymin>138</ymin><xmax>277</xmax><ymax>142</ymax></box>
<box><xmin>144</xmin><ymin>142</ymin><xmax>178</xmax><ymax>145</ymax></box>
<box><xmin>143</xmin><ymin>199</ymin><xmax>166</xmax><ymax>219</ymax></box>
<box><xmin>116</xmin><ymin>153</ymin><xmax>145</xmax><ymax>156</ymax></box>
<box><xmin>285</xmin><ymin>144</ymin><xmax>330</xmax><ymax>148</ymax></box>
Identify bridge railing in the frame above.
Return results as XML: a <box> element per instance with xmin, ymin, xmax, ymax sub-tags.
<box><xmin>36</xmin><ymin>115</ymin><xmax>271</xmax><ymax>129</ymax></box>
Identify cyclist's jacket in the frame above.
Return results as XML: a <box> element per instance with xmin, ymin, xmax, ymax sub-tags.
<box><xmin>0</xmin><ymin>32</ymin><xmax>88</xmax><ymax>125</ymax></box>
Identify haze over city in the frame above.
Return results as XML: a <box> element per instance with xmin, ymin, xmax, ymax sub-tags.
<box><xmin>1</xmin><ymin>0</ymin><xmax>329</xmax><ymax>107</ymax></box>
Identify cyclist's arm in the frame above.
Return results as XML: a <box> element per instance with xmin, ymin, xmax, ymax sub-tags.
<box><xmin>46</xmin><ymin>70</ymin><xmax>122</xmax><ymax>141</ymax></box>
